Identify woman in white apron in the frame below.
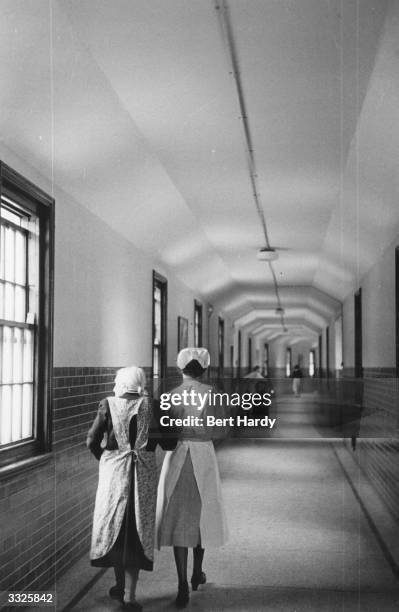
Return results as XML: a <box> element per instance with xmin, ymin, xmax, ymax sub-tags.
<box><xmin>156</xmin><ymin>348</ymin><xmax>229</xmax><ymax>608</ymax></box>
<box><xmin>87</xmin><ymin>366</ymin><xmax>157</xmax><ymax>612</ymax></box>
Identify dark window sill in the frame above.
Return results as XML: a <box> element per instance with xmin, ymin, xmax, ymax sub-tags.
<box><xmin>0</xmin><ymin>452</ymin><xmax>53</xmax><ymax>480</ymax></box>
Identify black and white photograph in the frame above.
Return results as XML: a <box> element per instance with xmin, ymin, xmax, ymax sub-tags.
<box><xmin>1</xmin><ymin>1</ymin><xmax>399</xmax><ymax>611</ymax></box>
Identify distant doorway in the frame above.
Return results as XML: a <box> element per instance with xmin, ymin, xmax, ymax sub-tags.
<box><xmin>354</xmin><ymin>289</ymin><xmax>362</xmax><ymax>378</ymax></box>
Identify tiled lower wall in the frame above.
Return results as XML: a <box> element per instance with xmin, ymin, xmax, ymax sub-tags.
<box><xmin>342</xmin><ymin>370</ymin><xmax>399</xmax><ymax>526</ymax></box>
<box><xmin>2</xmin><ymin>366</ymin><xmax>399</xmax><ymax>594</ymax></box>
<box><xmin>0</xmin><ymin>366</ymin><xmax>124</xmax><ymax>594</ymax></box>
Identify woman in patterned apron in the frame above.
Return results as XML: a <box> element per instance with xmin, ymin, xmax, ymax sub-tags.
<box><xmin>156</xmin><ymin>348</ymin><xmax>229</xmax><ymax>608</ymax></box>
<box><xmin>87</xmin><ymin>366</ymin><xmax>157</xmax><ymax>611</ymax></box>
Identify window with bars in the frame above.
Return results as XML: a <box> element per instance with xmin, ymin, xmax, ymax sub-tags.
<box><xmin>0</xmin><ymin>162</ymin><xmax>54</xmax><ymax>469</ymax></box>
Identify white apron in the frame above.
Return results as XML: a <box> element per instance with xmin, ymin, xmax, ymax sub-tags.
<box><xmin>155</xmin><ymin>441</ymin><xmax>228</xmax><ymax>548</ymax></box>
<box><xmin>90</xmin><ymin>396</ymin><xmax>157</xmax><ymax>562</ymax></box>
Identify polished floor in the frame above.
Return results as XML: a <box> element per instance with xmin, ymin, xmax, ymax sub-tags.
<box><xmin>54</xmin><ymin>394</ymin><xmax>399</xmax><ymax>611</ymax></box>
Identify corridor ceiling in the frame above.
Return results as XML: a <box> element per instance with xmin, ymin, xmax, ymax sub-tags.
<box><xmin>2</xmin><ymin>0</ymin><xmax>399</xmax><ymax>341</ymax></box>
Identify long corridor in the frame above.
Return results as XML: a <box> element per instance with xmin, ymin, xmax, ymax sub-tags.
<box><xmin>56</xmin><ymin>395</ymin><xmax>399</xmax><ymax>612</ymax></box>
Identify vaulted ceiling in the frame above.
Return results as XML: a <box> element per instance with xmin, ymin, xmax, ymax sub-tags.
<box><xmin>2</xmin><ymin>0</ymin><xmax>398</xmax><ymax>344</ymax></box>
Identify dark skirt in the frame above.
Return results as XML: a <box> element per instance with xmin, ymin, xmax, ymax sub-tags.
<box><xmin>91</xmin><ymin>460</ymin><xmax>153</xmax><ymax>571</ymax></box>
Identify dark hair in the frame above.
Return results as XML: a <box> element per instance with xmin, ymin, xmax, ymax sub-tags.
<box><xmin>182</xmin><ymin>359</ymin><xmax>206</xmax><ymax>378</ymax></box>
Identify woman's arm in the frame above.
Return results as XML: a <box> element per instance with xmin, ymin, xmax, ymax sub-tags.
<box><xmin>146</xmin><ymin>398</ymin><xmax>180</xmax><ymax>451</ymax></box>
<box><xmin>86</xmin><ymin>399</ymin><xmax>108</xmax><ymax>460</ymax></box>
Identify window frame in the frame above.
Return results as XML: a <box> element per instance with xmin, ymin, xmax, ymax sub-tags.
<box><xmin>194</xmin><ymin>299</ymin><xmax>203</xmax><ymax>348</ymax></box>
<box><xmin>152</xmin><ymin>270</ymin><xmax>168</xmax><ymax>381</ymax></box>
<box><xmin>354</xmin><ymin>288</ymin><xmax>362</xmax><ymax>378</ymax></box>
<box><xmin>0</xmin><ymin>161</ymin><xmax>54</xmax><ymax>470</ymax></box>
<box><xmin>237</xmin><ymin>330</ymin><xmax>242</xmax><ymax>378</ymax></box>
<box><xmin>218</xmin><ymin>316</ymin><xmax>224</xmax><ymax>376</ymax></box>
<box><xmin>247</xmin><ymin>336</ymin><xmax>252</xmax><ymax>372</ymax></box>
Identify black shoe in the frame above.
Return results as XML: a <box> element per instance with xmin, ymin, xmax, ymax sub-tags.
<box><xmin>175</xmin><ymin>581</ymin><xmax>189</xmax><ymax>608</ymax></box>
<box><xmin>191</xmin><ymin>571</ymin><xmax>206</xmax><ymax>591</ymax></box>
<box><xmin>109</xmin><ymin>585</ymin><xmax>124</xmax><ymax>601</ymax></box>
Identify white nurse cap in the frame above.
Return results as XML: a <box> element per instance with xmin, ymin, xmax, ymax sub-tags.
<box><xmin>177</xmin><ymin>347</ymin><xmax>210</xmax><ymax>370</ymax></box>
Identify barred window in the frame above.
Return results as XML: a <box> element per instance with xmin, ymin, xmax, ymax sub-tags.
<box><xmin>0</xmin><ymin>162</ymin><xmax>54</xmax><ymax>470</ymax></box>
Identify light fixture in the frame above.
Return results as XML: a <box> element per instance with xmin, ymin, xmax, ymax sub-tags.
<box><xmin>257</xmin><ymin>247</ymin><xmax>278</xmax><ymax>262</ymax></box>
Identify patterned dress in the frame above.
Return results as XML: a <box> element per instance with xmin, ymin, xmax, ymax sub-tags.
<box><xmin>87</xmin><ymin>394</ymin><xmax>158</xmax><ymax>569</ymax></box>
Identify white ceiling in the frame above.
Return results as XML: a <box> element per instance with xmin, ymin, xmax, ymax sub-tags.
<box><xmin>1</xmin><ymin>0</ymin><xmax>398</xmax><ymax>342</ymax></box>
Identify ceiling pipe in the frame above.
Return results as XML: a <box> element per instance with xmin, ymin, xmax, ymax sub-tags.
<box><xmin>215</xmin><ymin>0</ymin><xmax>286</xmax><ymax>332</ymax></box>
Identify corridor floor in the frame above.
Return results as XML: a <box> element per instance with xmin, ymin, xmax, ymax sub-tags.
<box><xmin>57</xmin><ymin>395</ymin><xmax>399</xmax><ymax>611</ymax></box>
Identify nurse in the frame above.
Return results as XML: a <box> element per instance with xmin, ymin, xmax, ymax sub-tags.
<box><xmin>156</xmin><ymin>348</ymin><xmax>229</xmax><ymax>608</ymax></box>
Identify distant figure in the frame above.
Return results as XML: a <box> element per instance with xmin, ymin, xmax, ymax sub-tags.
<box><xmin>292</xmin><ymin>364</ymin><xmax>303</xmax><ymax>397</ymax></box>
<box><xmin>244</xmin><ymin>365</ymin><xmax>264</xmax><ymax>379</ymax></box>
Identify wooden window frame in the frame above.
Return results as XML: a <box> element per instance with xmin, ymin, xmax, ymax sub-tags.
<box><xmin>354</xmin><ymin>288</ymin><xmax>362</xmax><ymax>378</ymax></box>
<box><xmin>0</xmin><ymin>161</ymin><xmax>54</xmax><ymax>471</ymax></box>
<box><xmin>152</xmin><ymin>270</ymin><xmax>167</xmax><ymax>380</ymax></box>
<box><xmin>218</xmin><ymin>316</ymin><xmax>224</xmax><ymax>376</ymax></box>
<box><xmin>247</xmin><ymin>337</ymin><xmax>252</xmax><ymax>372</ymax></box>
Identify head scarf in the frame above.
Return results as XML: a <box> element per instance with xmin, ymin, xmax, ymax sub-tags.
<box><xmin>177</xmin><ymin>347</ymin><xmax>210</xmax><ymax>370</ymax></box>
<box><xmin>114</xmin><ymin>366</ymin><xmax>146</xmax><ymax>396</ymax></box>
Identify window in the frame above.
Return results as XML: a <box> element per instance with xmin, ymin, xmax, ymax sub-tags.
<box><xmin>286</xmin><ymin>348</ymin><xmax>292</xmax><ymax>377</ymax></box>
<box><xmin>309</xmin><ymin>350</ymin><xmax>315</xmax><ymax>377</ymax></box>
<box><xmin>218</xmin><ymin>317</ymin><xmax>224</xmax><ymax>376</ymax></box>
<box><xmin>0</xmin><ymin>162</ymin><xmax>54</xmax><ymax>469</ymax></box>
<box><xmin>194</xmin><ymin>300</ymin><xmax>202</xmax><ymax>348</ymax></box>
<box><xmin>152</xmin><ymin>271</ymin><xmax>167</xmax><ymax>379</ymax></box>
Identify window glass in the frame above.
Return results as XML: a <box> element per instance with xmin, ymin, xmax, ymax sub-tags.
<box><xmin>0</xmin><ymin>202</ymin><xmax>35</xmax><ymax>447</ymax></box>
<box><xmin>0</xmin><ymin>163</ymin><xmax>53</xmax><ymax>468</ymax></box>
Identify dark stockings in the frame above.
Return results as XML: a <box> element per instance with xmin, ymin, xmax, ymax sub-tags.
<box><xmin>114</xmin><ymin>565</ymin><xmax>125</xmax><ymax>590</ymax></box>
<box><xmin>173</xmin><ymin>546</ymin><xmax>188</xmax><ymax>585</ymax></box>
<box><xmin>173</xmin><ymin>545</ymin><xmax>205</xmax><ymax>584</ymax></box>
<box><xmin>193</xmin><ymin>544</ymin><xmax>205</xmax><ymax>577</ymax></box>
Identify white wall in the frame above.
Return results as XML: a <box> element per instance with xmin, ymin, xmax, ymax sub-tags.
<box><xmin>342</xmin><ymin>231</ymin><xmax>398</xmax><ymax>370</ymax></box>
<box><xmin>0</xmin><ymin>143</ymin><xmax>207</xmax><ymax>368</ymax></box>
<box><xmin>207</xmin><ymin>310</ymin><xmax>234</xmax><ymax>372</ymax></box>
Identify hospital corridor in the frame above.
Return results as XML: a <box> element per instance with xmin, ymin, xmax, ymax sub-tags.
<box><xmin>1</xmin><ymin>1</ymin><xmax>399</xmax><ymax>611</ymax></box>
